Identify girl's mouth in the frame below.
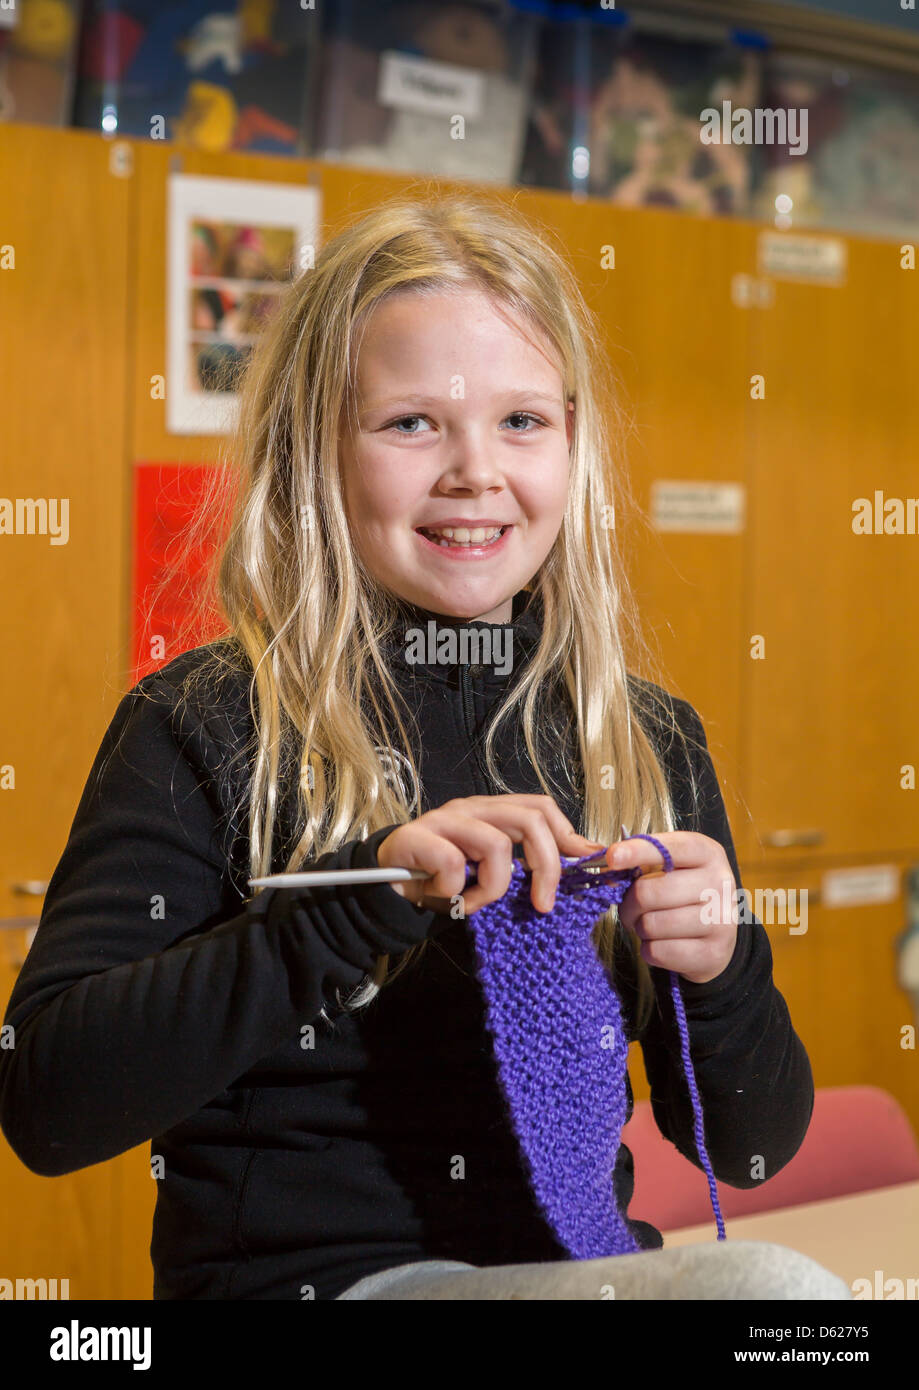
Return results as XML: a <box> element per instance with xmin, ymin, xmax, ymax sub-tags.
<box><xmin>415</xmin><ymin>524</ymin><xmax>512</xmax><ymax>557</ymax></box>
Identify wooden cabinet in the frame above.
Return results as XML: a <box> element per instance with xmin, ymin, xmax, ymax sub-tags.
<box><xmin>0</xmin><ymin>125</ymin><xmax>140</xmax><ymax>1298</ymax></box>
<box><xmin>614</xmin><ymin>218</ymin><xmax>919</xmax><ymax>1157</ymax></box>
<box><xmin>0</xmin><ymin>127</ymin><xmax>132</xmax><ymax>922</ymax></box>
<box><xmin>744</xmin><ymin>235</ymin><xmax>919</xmax><ymax>864</ymax></box>
<box><xmin>757</xmin><ymin>856</ymin><xmax>918</xmax><ymax>1140</ymax></box>
<box><xmin>588</xmin><ymin>205</ymin><xmax>755</xmax><ymax>863</ymax></box>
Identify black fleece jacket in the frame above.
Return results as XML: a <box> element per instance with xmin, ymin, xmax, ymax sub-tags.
<box><xmin>0</xmin><ymin>588</ymin><xmax>813</xmax><ymax>1299</ymax></box>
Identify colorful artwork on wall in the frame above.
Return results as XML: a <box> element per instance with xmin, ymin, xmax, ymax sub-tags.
<box><xmin>166</xmin><ymin>172</ymin><xmax>320</xmax><ymax>434</ymax></box>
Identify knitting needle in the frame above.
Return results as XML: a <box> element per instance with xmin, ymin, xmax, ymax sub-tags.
<box><xmin>249</xmin><ymin>866</ymin><xmax>432</xmax><ymax>889</ymax></box>
<box><xmin>249</xmin><ymin>828</ymin><xmax>634</xmax><ymax>890</ymax></box>
<box><xmin>248</xmin><ymin>860</ymin><xmax>579</xmax><ymax>889</ymax></box>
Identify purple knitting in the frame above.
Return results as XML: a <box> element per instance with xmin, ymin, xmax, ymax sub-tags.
<box><xmin>464</xmin><ymin>833</ymin><xmax>726</xmax><ymax>1259</ymax></box>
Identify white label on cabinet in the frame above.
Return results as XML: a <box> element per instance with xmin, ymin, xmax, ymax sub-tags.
<box><xmin>651</xmin><ymin>481</ymin><xmax>745</xmax><ymax>533</ymax></box>
<box><xmin>758</xmin><ymin>232</ymin><xmax>847</xmax><ymax>285</ymax></box>
<box><xmin>821</xmin><ymin>865</ymin><xmax>900</xmax><ymax>908</ymax></box>
<box><xmin>378</xmin><ymin>51</ymin><xmax>484</xmax><ymax>118</ymax></box>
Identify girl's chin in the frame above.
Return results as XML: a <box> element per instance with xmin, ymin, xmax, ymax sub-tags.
<box><xmin>406</xmin><ymin>590</ymin><xmax>516</xmax><ymax>625</ymax></box>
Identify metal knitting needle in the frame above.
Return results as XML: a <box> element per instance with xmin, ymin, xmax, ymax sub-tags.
<box><xmin>249</xmin><ymin>860</ymin><xmax>575</xmax><ymax>889</ymax></box>
<box><xmin>249</xmin><ymin>829</ymin><xmax>633</xmax><ymax>890</ymax></box>
<box><xmin>249</xmin><ymin>866</ymin><xmax>433</xmax><ymax>888</ymax></box>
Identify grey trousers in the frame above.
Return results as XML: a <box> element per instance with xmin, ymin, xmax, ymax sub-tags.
<box><xmin>336</xmin><ymin>1241</ymin><xmax>854</xmax><ymax>1300</ymax></box>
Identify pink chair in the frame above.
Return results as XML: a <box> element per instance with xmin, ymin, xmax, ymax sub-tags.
<box><xmin>622</xmin><ymin>1085</ymin><xmax>919</xmax><ymax>1232</ymax></box>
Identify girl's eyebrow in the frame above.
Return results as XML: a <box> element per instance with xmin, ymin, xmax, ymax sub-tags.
<box><xmin>360</xmin><ymin>390</ymin><xmax>564</xmax><ymax>412</ymax></box>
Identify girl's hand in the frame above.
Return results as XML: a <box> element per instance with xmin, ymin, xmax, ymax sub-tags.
<box><xmin>377</xmin><ymin>795</ymin><xmax>606</xmax><ymax>917</ymax></box>
<box><xmin>606</xmin><ymin>831</ymin><xmax>738</xmax><ymax>985</ymax></box>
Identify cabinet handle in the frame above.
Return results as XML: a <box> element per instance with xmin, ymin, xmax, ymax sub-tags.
<box><xmin>762</xmin><ymin>829</ymin><xmax>825</xmax><ymax>848</ymax></box>
<box><xmin>10</xmin><ymin>880</ymin><xmax>48</xmax><ymax>895</ymax></box>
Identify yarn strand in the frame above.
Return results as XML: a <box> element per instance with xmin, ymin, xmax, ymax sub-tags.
<box><xmin>668</xmin><ymin>970</ymin><xmax>727</xmax><ymax>1240</ymax></box>
<box><xmin>627</xmin><ymin>835</ymin><xmax>726</xmax><ymax>1242</ymax></box>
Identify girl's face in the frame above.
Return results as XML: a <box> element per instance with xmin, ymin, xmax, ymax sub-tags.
<box><xmin>339</xmin><ymin>287</ymin><xmax>573</xmax><ymax>625</ymax></box>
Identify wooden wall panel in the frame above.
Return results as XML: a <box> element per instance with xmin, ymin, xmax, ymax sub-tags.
<box><xmin>744</xmin><ymin>236</ymin><xmax>919</xmax><ymax>864</ymax></box>
<box><xmin>0</xmin><ymin>126</ymin><xmax>131</xmax><ymax>919</ymax></box>
<box><xmin>0</xmin><ymin>124</ymin><xmax>132</xmax><ymax>1299</ymax></box>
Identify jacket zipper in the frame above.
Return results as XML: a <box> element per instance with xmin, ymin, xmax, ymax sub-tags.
<box><xmin>459</xmin><ymin>664</ymin><xmax>491</xmax><ymax>795</ymax></box>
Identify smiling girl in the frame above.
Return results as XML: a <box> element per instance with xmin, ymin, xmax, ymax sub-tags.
<box><xmin>0</xmin><ymin>194</ymin><xmax>850</xmax><ymax>1302</ymax></box>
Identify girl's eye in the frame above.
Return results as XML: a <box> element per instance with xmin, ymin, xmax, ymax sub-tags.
<box><xmin>389</xmin><ymin>416</ymin><xmax>432</xmax><ymax>434</ymax></box>
<box><xmin>504</xmin><ymin>412</ymin><xmax>545</xmax><ymax>432</ymax></box>
<box><xmin>386</xmin><ymin>412</ymin><xmax>546</xmax><ymax>434</ymax></box>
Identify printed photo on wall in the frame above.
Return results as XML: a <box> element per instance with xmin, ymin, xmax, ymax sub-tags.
<box><xmin>167</xmin><ymin>172</ymin><xmax>320</xmax><ymax>434</ymax></box>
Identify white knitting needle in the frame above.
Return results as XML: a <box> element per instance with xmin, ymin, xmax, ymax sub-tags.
<box><xmin>249</xmin><ymin>866</ymin><xmax>432</xmax><ymax>888</ymax></box>
<box><xmin>248</xmin><ymin>829</ymin><xmax>632</xmax><ymax>890</ymax></box>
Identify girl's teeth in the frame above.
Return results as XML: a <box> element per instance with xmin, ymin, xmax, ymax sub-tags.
<box><xmin>424</xmin><ymin>526</ymin><xmax>503</xmax><ymax>546</ymax></box>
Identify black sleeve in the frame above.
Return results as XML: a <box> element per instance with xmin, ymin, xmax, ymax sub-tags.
<box><xmin>0</xmin><ymin>675</ymin><xmax>435</xmax><ymax>1178</ymax></box>
<box><xmin>636</xmin><ymin>697</ymin><xmax>815</xmax><ymax>1189</ymax></box>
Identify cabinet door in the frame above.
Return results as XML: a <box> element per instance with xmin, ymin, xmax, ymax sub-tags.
<box><xmin>0</xmin><ymin>126</ymin><xmax>132</xmax><ymax>1299</ymax></box>
<box><xmin>751</xmin><ymin>857</ymin><xmax>919</xmax><ymax>1146</ymax></box>
<box><xmin>0</xmin><ymin>126</ymin><xmax>132</xmax><ymax>914</ymax></box>
<box><xmin>745</xmin><ymin>234</ymin><xmax>919</xmax><ymax>863</ymax></box>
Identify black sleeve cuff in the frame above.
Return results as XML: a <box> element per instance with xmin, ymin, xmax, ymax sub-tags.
<box><xmin>262</xmin><ymin>823</ymin><xmax>437</xmax><ymax>973</ymax></box>
<box><xmin>350</xmin><ymin>824</ymin><xmax>438</xmax><ymax>952</ymax></box>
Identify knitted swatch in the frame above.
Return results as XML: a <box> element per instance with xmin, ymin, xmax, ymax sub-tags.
<box><xmin>464</xmin><ymin>834</ymin><xmax>726</xmax><ymax>1260</ymax></box>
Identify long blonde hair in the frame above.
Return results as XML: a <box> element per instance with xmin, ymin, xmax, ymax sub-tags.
<box><xmin>166</xmin><ymin>189</ymin><xmax>708</xmax><ymax>1033</ymax></box>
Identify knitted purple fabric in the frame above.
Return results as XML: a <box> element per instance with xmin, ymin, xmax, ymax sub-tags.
<box><xmin>464</xmin><ymin>834</ymin><xmax>726</xmax><ymax>1259</ymax></box>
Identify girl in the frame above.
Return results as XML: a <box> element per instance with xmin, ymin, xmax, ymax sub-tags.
<box><xmin>0</xmin><ymin>193</ymin><xmax>850</xmax><ymax>1302</ymax></box>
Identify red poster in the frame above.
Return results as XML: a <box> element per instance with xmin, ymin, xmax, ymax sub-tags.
<box><xmin>132</xmin><ymin>462</ymin><xmax>237</xmax><ymax>684</ymax></box>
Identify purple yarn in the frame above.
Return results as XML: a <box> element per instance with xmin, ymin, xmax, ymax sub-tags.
<box><xmin>464</xmin><ymin>834</ymin><xmax>726</xmax><ymax>1259</ymax></box>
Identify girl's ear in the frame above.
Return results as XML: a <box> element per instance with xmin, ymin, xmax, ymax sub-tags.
<box><xmin>566</xmin><ymin>399</ymin><xmax>575</xmax><ymax>450</ymax></box>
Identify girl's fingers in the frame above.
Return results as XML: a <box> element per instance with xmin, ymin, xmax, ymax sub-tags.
<box><xmin>628</xmin><ymin>902</ymin><xmax>721</xmax><ymax>942</ymax></box>
<box><xmin>620</xmin><ymin>867</ymin><xmax>722</xmax><ymax>920</ymax></box>
<box><xmin>461</xmin><ymin>797</ymin><xmax>600</xmax><ymax>913</ymax></box>
<box><xmin>606</xmin><ymin>830</ymin><xmax>704</xmax><ymax>874</ymax></box>
<box><xmin>384</xmin><ymin>819</ymin><xmax>508</xmax><ymax>912</ymax></box>
<box><xmin>381</xmin><ymin>795</ymin><xmax>612</xmax><ymax>916</ymax></box>
<box><xmin>414</xmin><ymin>798</ymin><xmax>600</xmax><ymax>915</ymax></box>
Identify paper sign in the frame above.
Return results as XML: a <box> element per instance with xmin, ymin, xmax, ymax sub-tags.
<box><xmin>378</xmin><ymin>50</ymin><xmax>484</xmax><ymax>118</ymax></box>
<box><xmin>822</xmin><ymin>865</ymin><xmax>900</xmax><ymax>908</ymax></box>
<box><xmin>651</xmin><ymin>481</ymin><xmax>745</xmax><ymax>533</ymax></box>
<box><xmin>758</xmin><ymin>232</ymin><xmax>847</xmax><ymax>285</ymax></box>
